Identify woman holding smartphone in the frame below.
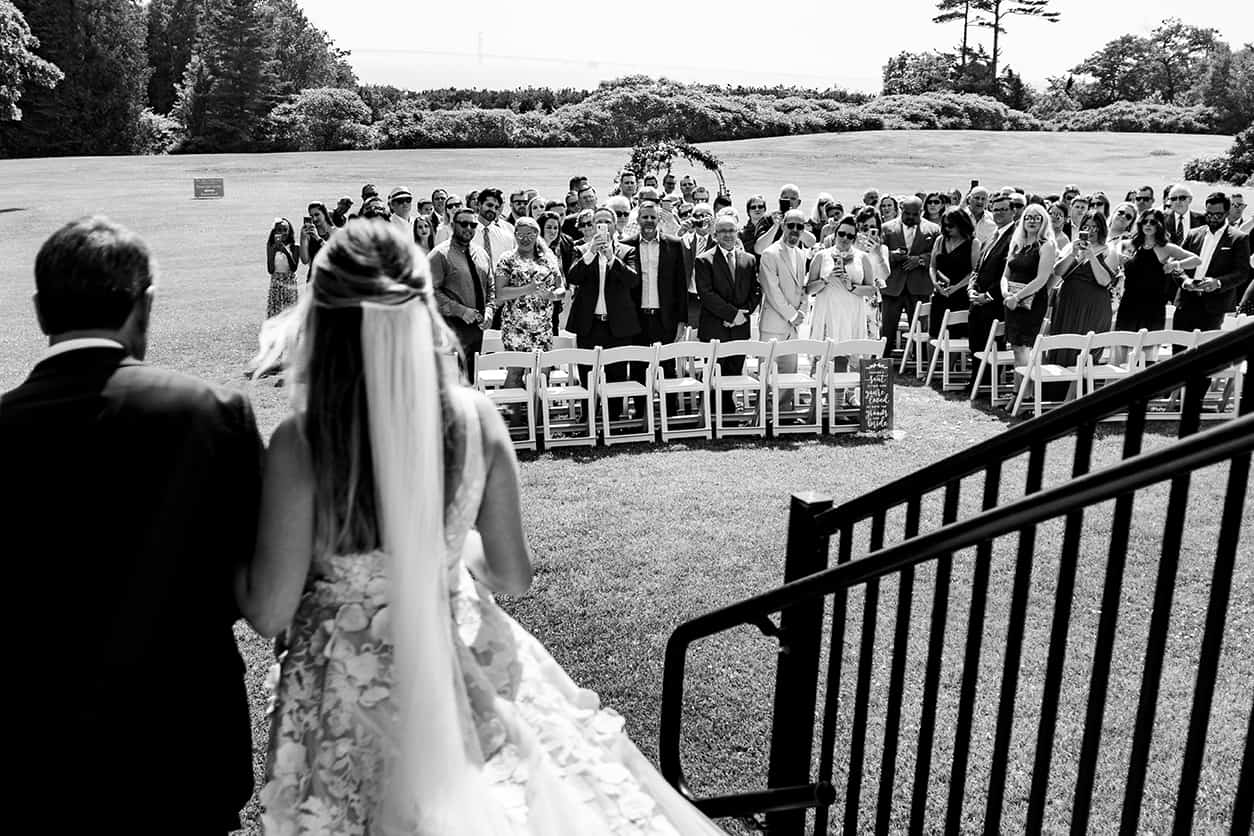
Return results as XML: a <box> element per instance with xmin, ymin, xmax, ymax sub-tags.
<box><xmin>265</xmin><ymin>218</ymin><xmax>300</xmax><ymax>318</ymax></box>
<box><xmin>1049</xmin><ymin>209</ymin><xmax>1118</xmax><ymax>366</ymax></box>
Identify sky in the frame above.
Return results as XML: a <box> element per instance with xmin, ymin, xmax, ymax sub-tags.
<box><xmin>297</xmin><ymin>1</ymin><xmax>1252</xmax><ymax>93</ymax></box>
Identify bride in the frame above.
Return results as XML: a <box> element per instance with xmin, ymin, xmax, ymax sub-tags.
<box><xmin>235</xmin><ymin>219</ymin><xmax>727</xmax><ymax>835</ymax></box>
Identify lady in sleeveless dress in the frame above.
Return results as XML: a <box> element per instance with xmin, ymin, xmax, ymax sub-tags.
<box><xmin>1001</xmin><ymin>204</ymin><xmax>1057</xmax><ymax>367</ymax></box>
<box><xmin>807</xmin><ymin>214</ymin><xmax>878</xmax><ymax>351</ymax></box>
<box><xmin>236</xmin><ymin>219</ymin><xmax>727</xmax><ymax>836</ymax></box>
<box><xmin>1050</xmin><ymin>209</ymin><xmax>1117</xmax><ymax>367</ymax></box>
<box><xmin>266</xmin><ymin>218</ymin><xmax>300</xmax><ymax>318</ymax></box>
<box><xmin>927</xmin><ymin>207</ymin><xmax>979</xmax><ymax>341</ymax></box>
<box><xmin>1113</xmin><ymin>209</ymin><xmax>1199</xmax><ymax>333</ymax></box>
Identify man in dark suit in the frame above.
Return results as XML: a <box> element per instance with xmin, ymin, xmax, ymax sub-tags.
<box><xmin>680</xmin><ymin>203</ymin><xmax>716</xmax><ymax>329</ymax></box>
<box><xmin>967</xmin><ymin>193</ymin><xmax>1017</xmax><ymax>354</ymax></box>
<box><xmin>1175</xmin><ymin>192</ymin><xmax>1251</xmax><ymax>331</ymax></box>
<box><xmin>1</xmin><ymin>217</ymin><xmax>263</xmax><ymax>833</ymax></box>
<box><xmin>622</xmin><ymin>199</ymin><xmax>687</xmax><ymax>410</ymax></box>
<box><xmin>567</xmin><ymin>206</ymin><xmax>641</xmax><ymax>417</ymax></box>
<box><xmin>696</xmin><ymin>215</ymin><xmax>762</xmax><ymax>412</ymax></box>
<box><xmin>881</xmin><ymin>195</ymin><xmax>942</xmax><ymax>356</ymax></box>
<box><xmin>1166</xmin><ymin>184</ymin><xmax>1207</xmax><ymax>245</ymax></box>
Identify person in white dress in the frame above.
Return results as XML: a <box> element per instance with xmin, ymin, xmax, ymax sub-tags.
<box><xmin>806</xmin><ymin>213</ymin><xmax>878</xmax><ymax>349</ymax></box>
<box><xmin>236</xmin><ymin>218</ymin><xmax>729</xmax><ymax>836</ymax></box>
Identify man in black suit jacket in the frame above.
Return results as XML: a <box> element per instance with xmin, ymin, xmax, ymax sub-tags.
<box><xmin>696</xmin><ymin>215</ymin><xmax>762</xmax><ymax>412</ymax></box>
<box><xmin>1</xmin><ymin>217</ymin><xmax>263</xmax><ymax>833</ymax></box>
<box><xmin>1174</xmin><ymin>192</ymin><xmax>1251</xmax><ymax>331</ymax></box>
<box><xmin>881</xmin><ymin>196</ymin><xmax>941</xmax><ymax>357</ymax></box>
<box><xmin>1166</xmin><ymin>184</ymin><xmax>1207</xmax><ymax>245</ymax></box>
<box><xmin>681</xmin><ymin>203</ymin><xmax>716</xmax><ymax>327</ymax></box>
<box><xmin>622</xmin><ymin>199</ymin><xmax>687</xmax><ymax>409</ymax></box>
<box><xmin>566</xmin><ymin>207</ymin><xmax>642</xmax><ymax>417</ymax></box>
<box><xmin>967</xmin><ymin>193</ymin><xmax>1017</xmax><ymax>354</ymax></box>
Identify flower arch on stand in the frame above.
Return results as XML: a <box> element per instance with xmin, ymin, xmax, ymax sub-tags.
<box><xmin>623</xmin><ymin>138</ymin><xmax>729</xmax><ymax>201</ymax></box>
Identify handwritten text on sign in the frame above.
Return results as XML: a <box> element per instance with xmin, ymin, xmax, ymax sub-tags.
<box><xmin>193</xmin><ymin>178</ymin><xmax>224</xmax><ymax>199</ymax></box>
<box><xmin>859</xmin><ymin>357</ymin><xmax>894</xmax><ymax>434</ymax></box>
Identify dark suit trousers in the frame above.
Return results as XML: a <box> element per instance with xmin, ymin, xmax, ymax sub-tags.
<box><xmin>881</xmin><ymin>291</ymin><xmax>925</xmax><ymax>356</ymax></box>
<box><xmin>1172</xmin><ymin>300</ymin><xmax>1226</xmax><ymax>332</ymax></box>
<box><xmin>634</xmin><ymin>310</ymin><xmax>678</xmax><ymax>412</ymax></box>
<box><xmin>578</xmin><ymin>319</ymin><xmax>632</xmax><ymax>419</ymax></box>
<box><xmin>449</xmin><ymin>319</ymin><xmax>484</xmax><ymax>374</ymax></box>
<box><xmin>967</xmin><ymin>300</ymin><xmax>1004</xmax><ymax>355</ymax></box>
<box><xmin>686</xmin><ymin>293</ymin><xmax>702</xmax><ymax>334</ymax></box>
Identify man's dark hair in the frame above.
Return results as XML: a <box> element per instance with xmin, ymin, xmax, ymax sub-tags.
<box><xmin>35</xmin><ymin>216</ymin><xmax>153</xmax><ymax>334</ymax></box>
<box><xmin>478</xmin><ymin>188</ymin><xmax>504</xmax><ymax>207</ymax></box>
<box><xmin>568</xmin><ymin>175</ymin><xmax>587</xmax><ymax>192</ymax></box>
<box><xmin>1205</xmin><ymin>191</ymin><xmax>1231</xmax><ymax>213</ymax></box>
<box><xmin>577</xmin><ymin>185</ymin><xmax>596</xmax><ymax>198</ymax></box>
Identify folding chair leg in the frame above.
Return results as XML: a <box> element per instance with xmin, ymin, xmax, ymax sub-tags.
<box><xmin>925</xmin><ymin>342</ymin><xmax>941</xmax><ymax>386</ymax></box>
<box><xmin>1011</xmin><ymin>372</ymin><xmax>1030</xmax><ymax>417</ymax></box>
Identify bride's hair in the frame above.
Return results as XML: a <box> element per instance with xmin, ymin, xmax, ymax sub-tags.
<box><xmin>293</xmin><ymin>218</ymin><xmax>460</xmax><ymax>555</ymax></box>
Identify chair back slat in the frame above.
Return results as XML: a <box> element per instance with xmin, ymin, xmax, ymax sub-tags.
<box><xmin>475</xmin><ymin>350</ymin><xmax>536</xmax><ymax>373</ymax></box>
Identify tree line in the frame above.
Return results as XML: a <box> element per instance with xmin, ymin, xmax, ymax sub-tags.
<box><xmin>0</xmin><ymin>0</ymin><xmax>1250</xmax><ymax>163</ymax></box>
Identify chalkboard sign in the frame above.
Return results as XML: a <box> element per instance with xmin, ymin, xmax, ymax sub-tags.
<box><xmin>193</xmin><ymin>178</ymin><xmax>224</xmax><ymax>199</ymax></box>
<box><xmin>859</xmin><ymin>357</ymin><xmax>894</xmax><ymax>434</ymax></box>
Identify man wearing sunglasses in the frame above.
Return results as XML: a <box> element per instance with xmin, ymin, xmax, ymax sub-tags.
<box><xmin>1174</xmin><ymin>191</ymin><xmax>1250</xmax><ymax>331</ymax></box>
<box><xmin>430</xmin><ymin>207</ymin><xmax>495</xmax><ymax>369</ymax></box>
<box><xmin>881</xmin><ymin>196</ymin><xmax>941</xmax><ymax>356</ymax></box>
<box><xmin>758</xmin><ymin>209</ymin><xmax>811</xmax><ymax>410</ymax></box>
<box><xmin>1166</xmin><ymin>184</ymin><xmax>1205</xmax><ymax>245</ymax></box>
<box><xmin>682</xmin><ymin>203</ymin><xmax>717</xmax><ymax>327</ymax></box>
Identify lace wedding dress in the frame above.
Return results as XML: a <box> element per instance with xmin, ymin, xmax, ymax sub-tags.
<box><xmin>260</xmin><ymin>387</ymin><xmax>727</xmax><ymax>835</ymax></box>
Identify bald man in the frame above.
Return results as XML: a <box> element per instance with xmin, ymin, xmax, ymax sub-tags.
<box><xmin>881</xmin><ymin>195</ymin><xmax>941</xmax><ymax>356</ymax></box>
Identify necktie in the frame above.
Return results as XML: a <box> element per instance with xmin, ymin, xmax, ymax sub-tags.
<box><xmin>481</xmin><ymin>225</ymin><xmax>493</xmax><ymax>265</ymax></box>
<box><xmin>464</xmin><ymin>247</ymin><xmax>486</xmax><ymax>313</ymax></box>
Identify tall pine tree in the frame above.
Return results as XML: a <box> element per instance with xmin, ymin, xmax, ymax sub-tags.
<box><xmin>176</xmin><ymin>0</ymin><xmax>278</xmax><ymax>152</ymax></box>
<box><xmin>972</xmin><ymin>0</ymin><xmax>1060</xmax><ymax>91</ymax></box>
<box><xmin>1</xmin><ymin>0</ymin><xmax>149</xmax><ymax>156</ymax></box>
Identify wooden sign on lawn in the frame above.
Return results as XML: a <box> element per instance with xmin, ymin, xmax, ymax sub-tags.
<box><xmin>859</xmin><ymin>356</ymin><xmax>894</xmax><ymax>435</ymax></box>
<box><xmin>193</xmin><ymin>178</ymin><xmax>224</xmax><ymax>199</ymax></box>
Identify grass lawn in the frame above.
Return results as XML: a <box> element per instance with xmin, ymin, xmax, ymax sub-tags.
<box><xmin>1</xmin><ymin>132</ymin><xmax>1248</xmax><ymax>833</ymax></box>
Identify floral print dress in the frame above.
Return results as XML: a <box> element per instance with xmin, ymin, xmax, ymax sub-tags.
<box><xmin>498</xmin><ymin>250</ymin><xmax>563</xmax><ymax>351</ymax></box>
<box><xmin>260</xmin><ymin>388</ymin><xmax>727</xmax><ymax>836</ymax></box>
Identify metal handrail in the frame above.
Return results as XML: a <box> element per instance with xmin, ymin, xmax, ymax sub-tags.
<box><xmin>814</xmin><ymin>321</ymin><xmax>1252</xmax><ymax>532</ymax></box>
<box><xmin>659</xmin><ymin>408</ymin><xmax>1254</xmax><ymax>806</ymax></box>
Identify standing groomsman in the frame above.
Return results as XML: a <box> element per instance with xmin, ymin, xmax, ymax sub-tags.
<box><xmin>967</xmin><ymin>193</ymin><xmax>1016</xmax><ymax>354</ymax></box>
<box><xmin>881</xmin><ymin>196</ymin><xmax>941</xmax><ymax>356</ymax></box>
<box><xmin>1175</xmin><ymin>192</ymin><xmax>1250</xmax><ymax>331</ymax></box>
<box><xmin>622</xmin><ymin>199</ymin><xmax>687</xmax><ymax>411</ymax></box>
<box><xmin>757</xmin><ymin>209</ymin><xmax>810</xmax><ymax>410</ymax></box>
<box><xmin>696</xmin><ymin>215</ymin><xmax>762</xmax><ymax>413</ymax></box>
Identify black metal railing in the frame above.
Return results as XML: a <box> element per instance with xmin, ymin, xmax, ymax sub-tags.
<box><xmin>659</xmin><ymin>322</ymin><xmax>1252</xmax><ymax>833</ymax></box>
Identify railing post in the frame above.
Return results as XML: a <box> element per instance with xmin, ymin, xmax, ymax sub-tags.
<box><xmin>766</xmin><ymin>491</ymin><xmax>833</xmax><ymax>835</ymax></box>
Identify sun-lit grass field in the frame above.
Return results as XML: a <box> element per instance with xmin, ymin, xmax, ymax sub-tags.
<box><xmin>1</xmin><ymin>131</ymin><xmax>1247</xmax><ymax>834</ymax></box>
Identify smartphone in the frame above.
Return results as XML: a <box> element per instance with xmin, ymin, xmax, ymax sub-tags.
<box><xmin>302</xmin><ymin>216</ymin><xmax>312</xmax><ymax>226</ymax></box>
<box><xmin>970</xmin><ymin>179</ymin><xmax>979</xmax><ymax>189</ymax></box>
<box><xmin>1079</xmin><ymin>229</ymin><xmax>1091</xmax><ymax>245</ymax></box>
<box><xmin>595</xmin><ymin>220</ymin><xmax>611</xmax><ymax>237</ymax></box>
<box><xmin>778</xmin><ymin>199</ymin><xmax>791</xmax><ymax>214</ymax></box>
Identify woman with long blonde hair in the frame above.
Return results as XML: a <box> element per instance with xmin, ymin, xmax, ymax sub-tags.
<box><xmin>238</xmin><ymin>219</ymin><xmax>728</xmax><ymax>836</ymax></box>
<box><xmin>1001</xmin><ymin>203</ymin><xmax>1057</xmax><ymax>365</ymax></box>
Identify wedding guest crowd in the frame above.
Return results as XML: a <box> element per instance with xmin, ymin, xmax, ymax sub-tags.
<box><xmin>267</xmin><ymin>171</ymin><xmax>1251</xmax><ymax>394</ymax></box>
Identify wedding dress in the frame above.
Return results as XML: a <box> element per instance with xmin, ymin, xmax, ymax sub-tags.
<box><xmin>260</xmin><ymin>297</ymin><xmax>726</xmax><ymax>835</ymax></box>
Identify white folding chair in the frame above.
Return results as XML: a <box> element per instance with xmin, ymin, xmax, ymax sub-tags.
<box><xmin>897</xmin><ymin>301</ymin><xmax>932</xmax><ymax>378</ymax></box>
<box><xmin>656</xmin><ymin>340</ymin><xmax>715</xmax><ymax>441</ymax></box>
<box><xmin>596</xmin><ymin>344</ymin><xmax>657</xmax><ymax>445</ymax></box>
<box><xmin>826</xmin><ymin>338</ymin><xmax>887</xmax><ymax>433</ymax></box>
<box><xmin>711</xmin><ymin>339</ymin><xmax>774</xmax><ymax>438</ymax></box>
<box><xmin>768</xmin><ymin>339</ymin><xmax>829</xmax><ymax>436</ymax></box>
<box><xmin>924</xmin><ymin>309</ymin><xmax>972</xmax><ymax>390</ymax></box>
<box><xmin>1011</xmin><ymin>331</ymin><xmax>1093</xmax><ymax>417</ymax></box>
<box><xmin>1136</xmin><ymin>328</ymin><xmax>1199</xmax><ymax>370</ymax></box>
<box><xmin>1195</xmin><ymin>327</ymin><xmax>1245</xmax><ymax>417</ymax></box>
<box><xmin>537</xmin><ymin>347</ymin><xmax>598</xmax><ymax>448</ymax></box>
<box><xmin>474</xmin><ymin>329</ymin><xmax>508</xmax><ymax>389</ymax></box>
<box><xmin>969</xmin><ymin>319</ymin><xmax>1017</xmax><ymax>406</ymax></box>
<box><xmin>473</xmin><ymin>351</ymin><xmax>537</xmax><ymax>451</ymax></box>
<box><xmin>1084</xmin><ymin>330</ymin><xmax>1146</xmax><ymax>397</ymax></box>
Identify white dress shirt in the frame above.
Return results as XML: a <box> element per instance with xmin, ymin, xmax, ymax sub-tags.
<box><xmin>478</xmin><ymin>219</ymin><xmax>515</xmax><ymax>269</ymax></box>
<box><xmin>43</xmin><ymin>337</ymin><xmax>125</xmax><ymax>361</ymax></box>
<box><xmin>639</xmin><ymin>236</ymin><xmax>660</xmax><ymax>309</ymax></box>
<box><xmin>1196</xmin><ymin>225</ymin><xmax>1224</xmax><ymax>280</ymax></box>
<box><xmin>904</xmin><ymin>224</ymin><xmax>916</xmax><ymax>250</ymax></box>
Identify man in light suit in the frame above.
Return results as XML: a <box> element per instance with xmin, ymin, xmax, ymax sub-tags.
<box><xmin>1174</xmin><ymin>192</ymin><xmax>1251</xmax><ymax>331</ymax></box>
<box><xmin>881</xmin><ymin>195</ymin><xmax>941</xmax><ymax>356</ymax></box>
<box><xmin>681</xmin><ymin>202</ymin><xmax>717</xmax><ymax>330</ymax></box>
<box><xmin>758</xmin><ymin>209</ymin><xmax>811</xmax><ymax>410</ymax></box>
<box><xmin>2</xmin><ymin>217</ymin><xmax>263</xmax><ymax>833</ymax></box>
<box><xmin>696</xmin><ymin>215</ymin><xmax>762</xmax><ymax>413</ymax></box>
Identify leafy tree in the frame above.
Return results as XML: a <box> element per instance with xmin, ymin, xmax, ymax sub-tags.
<box><xmin>1</xmin><ymin>0</ymin><xmax>149</xmax><ymax>156</ymax></box>
<box><xmin>972</xmin><ymin>0</ymin><xmax>1060</xmax><ymax>94</ymax></box>
<box><xmin>998</xmin><ymin>66</ymin><xmax>1035</xmax><ymax>112</ymax></box>
<box><xmin>175</xmin><ymin>0</ymin><xmax>279</xmax><ymax>152</ymax></box>
<box><xmin>259</xmin><ymin>0</ymin><xmax>355</xmax><ymax>95</ymax></box>
<box><xmin>933</xmin><ymin>0</ymin><xmax>988</xmax><ymax>71</ymax></box>
<box><xmin>266</xmin><ymin>87</ymin><xmax>373</xmax><ymax>151</ymax></box>
<box><xmin>145</xmin><ymin>0</ymin><xmax>207</xmax><ymax>115</ymax></box>
<box><xmin>881</xmin><ymin>51</ymin><xmax>956</xmax><ymax>96</ymax></box>
<box><xmin>1199</xmin><ymin>43</ymin><xmax>1254</xmax><ymax>136</ymax></box>
<box><xmin>0</xmin><ymin>0</ymin><xmax>63</xmax><ymax>121</ymax></box>
<box><xmin>1147</xmin><ymin>18</ymin><xmax>1220</xmax><ymax>105</ymax></box>
<box><xmin>1070</xmin><ymin>34</ymin><xmax>1158</xmax><ymax>107</ymax></box>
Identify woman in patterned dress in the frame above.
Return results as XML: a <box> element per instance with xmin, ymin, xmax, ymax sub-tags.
<box><xmin>267</xmin><ymin>218</ymin><xmax>301</xmax><ymax>318</ymax></box>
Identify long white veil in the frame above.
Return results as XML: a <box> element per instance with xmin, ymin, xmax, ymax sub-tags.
<box><xmin>359</xmin><ymin>295</ymin><xmax>515</xmax><ymax>834</ymax></box>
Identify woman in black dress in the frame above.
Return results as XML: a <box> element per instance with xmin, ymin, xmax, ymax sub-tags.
<box><xmin>1001</xmin><ymin>204</ymin><xmax>1058</xmax><ymax>366</ymax></box>
<box><xmin>1114</xmin><ymin>209</ymin><xmax>1199</xmax><ymax>333</ymax></box>
<box><xmin>928</xmin><ymin>207</ymin><xmax>979</xmax><ymax>340</ymax></box>
<box><xmin>1050</xmin><ymin>209</ymin><xmax>1118</xmax><ymax>366</ymax></box>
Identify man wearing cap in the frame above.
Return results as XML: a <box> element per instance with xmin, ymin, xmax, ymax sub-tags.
<box><xmin>388</xmin><ymin>187</ymin><xmax>414</xmax><ymax>236</ymax></box>
<box><xmin>330</xmin><ymin>196</ymin><xmax>353</xmax><ymax>228</ymax></box>
<box><xmin>758</xmin><ymin>209</ymin><xmax>811</xmax><ymax>410</ymax></box>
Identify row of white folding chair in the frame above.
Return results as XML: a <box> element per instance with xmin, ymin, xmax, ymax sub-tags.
<box><xmin>924</xmin><ymin>309</ymin><xmax>971</xmax><ymax>390</ymax></box>
<box><xmin>898</xmin><ymin>301</ymin><xmax>931</xmax><ymax>377</ymax></box>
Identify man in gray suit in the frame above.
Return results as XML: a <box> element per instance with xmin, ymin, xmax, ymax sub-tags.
<box><xmin>758</xmin><ymin>209</ymin><xmax>811</xmax><ymax>409</ymax></box>
<box><xmin>429</xmin><ymin>206</ymin><xmax>494</xmax><ymax>369</ymax></box>
<box><xmin>881</xmin><ymin>196</ymin><xmax>941</xmax><ymax>356</ymax></box>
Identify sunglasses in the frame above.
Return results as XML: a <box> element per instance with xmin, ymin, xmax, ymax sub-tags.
<box><xmin>784</xmin><ymin>223</ymin><xmax>806</xmax><ymax>231</ymax></box>
<box><xmin>614</xmin><ymin>210</ymin><xmax>629</xmax><ymax>217</ymax></box>
<box><xmin>748</xmin><ymin>204</ymin><xmax>766</xmax><ymax>211</ymax></box>
<box><xmin>926</xmin><ymin>200</ymin><xmax>941</xmax><ymax>205</ymax></box>
<box><xmin>835</xmin><ymin>231</ymin><xmax>857</xmax><ymax>240</ymax></box>
<box><xmin>1171</xmin><ymin>196</ymin><xmax>1190</xmax><ymax>202</ymax></box>
<box><xmin>393</xmin><ymin>198</ymin><xmax>412</xmax><ymax>204</ymax></box>
<box><xmin>454</xmin><ymin>220</ymin><xmax>479</xmax><ymax>229</ymax></box>
<box><xmin>1136</xmin><ymin>196</ymin><xmax>1154</xmax><ymax>202</ymax></box>
<box><xmin>1116</xmin><ymin>211</ymin><xmax>1136</xmax><ymax>220</ymax></box>
<box><xmin>577</xmin><ymin>221</ymin><xmax>593</xmax><ymax>228</ymax></box>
